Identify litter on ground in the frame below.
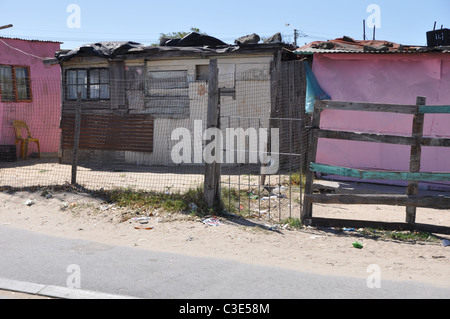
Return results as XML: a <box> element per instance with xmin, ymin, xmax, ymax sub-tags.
<box><xmin>202</xmin><ymin>217</ymin><xmax>222</xmax><ymax>227</ymax></box>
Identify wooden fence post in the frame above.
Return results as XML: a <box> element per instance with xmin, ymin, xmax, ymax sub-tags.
<box><xmin>71</xmin><ymin>92</ymin><xmax>82</xmax><ymax>185</ymax></box>
<box><xmin>406</xmin><ymin>96</ymin><xmax>426</xmax><ymax>225</ymax></box>
<box><xmin>204</xmin><ymin>59</ymin><xmax>221</xmax><ymax>208</ymax></box>
<box><xmin>302</xmin><ymin>102</ymin><xmax>322</xmax><ymax>223</ymax></box>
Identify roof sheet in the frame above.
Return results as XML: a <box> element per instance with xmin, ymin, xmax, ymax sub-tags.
<box><xmin>0</xmin><ymin>36</ymin><xmax>62</xmax><ymax>44</ymax></box>
<box><xmin>295</xmin><ymin>36</ymin><xmax>449</xmax><ymax>55</ymax></box>
<box><xmin>55</xmin><ymin>41</ymin><xmax>290</xmax><ymax>63</ymax></box>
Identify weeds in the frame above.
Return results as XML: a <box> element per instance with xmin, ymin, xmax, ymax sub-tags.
<box><xmin>287</xmin><ymin>171</ymin><xmax>306</xmax><ymax>188</ymax></box>
<box><xmin>281</xmin><ymin>217</ymin><xmax>303</xmax><ymax>230</ymax></box>
<box><xmin>104</xmin><ymin>186</ymin><xmax>214</xmax><ymax>217</ymax></box>
<box><xmin>356</xmin><ymin>228</ymin><xmax>439</xmax><ymax>243</ymax></box>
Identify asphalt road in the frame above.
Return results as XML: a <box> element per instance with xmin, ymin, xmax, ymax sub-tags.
<box><xmin>0</xmin><ymin>226</ymin><xmax>449</xmax><ymax>300</ymax></box>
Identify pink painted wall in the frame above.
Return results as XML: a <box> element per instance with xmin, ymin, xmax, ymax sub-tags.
<box><xmin>312</xmin><ymin>53</ymin><xmax>450</xmax><ymax>185</ymax></box>
<box><xmin>0</xmin><ymin>37</ymin><xmax>61</xmax><ymax>156</ymax></box>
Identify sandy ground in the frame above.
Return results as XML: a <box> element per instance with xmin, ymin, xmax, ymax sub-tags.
<box><xmin>0</xmin><ymin>180</ymin><xmax>450</xmax><ymax>293</ymax></box>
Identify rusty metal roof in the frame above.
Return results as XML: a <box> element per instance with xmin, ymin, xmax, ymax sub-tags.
<box><xmin>295</xmin><ymin>36</ymin><xmax>449</xmax><ymax>55</ymax></box>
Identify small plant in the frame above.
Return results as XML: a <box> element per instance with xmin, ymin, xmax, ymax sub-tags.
<box><xmin>357</xmin><ymin>228</ymin><xmax>438</xmax><ymax>243</ymax></box>
<box><xmin>281</xmin><ymin>217</ymin><xmax>302</xmax><ymax>229</ymax></box>
<box><xmin>385</xmin><ymin>231</ymin><xmax>437</xmax><ymax>242</ymax></box>
<box><xmin>221</xmin><ymin>187</ymin><xmax>251</xmax><ymax>216</ymax></box>
<box><xmin>287</xmin><ymin>171</ymin><xmax>306</xmax><ymax>188</ymax></box>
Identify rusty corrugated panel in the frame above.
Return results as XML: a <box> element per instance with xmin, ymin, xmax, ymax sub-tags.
<box><xmin>61</xmin><ymin>114</ymin><xmax>154</xmax><ymax>153</ymax></box>
<box><xmin>295</xmin><ymin>37</ymin><xmax>448</xmax><ymax>55</ymax></box>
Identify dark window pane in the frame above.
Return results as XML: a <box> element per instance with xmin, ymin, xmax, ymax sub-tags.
<box><xmin>0</xmin><ymin>65</ymin><xmax>14</xmax><ymax>101</ymax></box>
<box><xmin>100</xmin><ymin>84</ymin><xmax>110</xmax><ymax>99</ymax></box>
<box><xmin>90</xmin><ymin>69</ymin><xmax>99</xmax><ymax>84</ymax></box>
<box><xmin>15</xmin><ymin>67</ymin><xmax>31</xmax><ymax>101</ymax></box>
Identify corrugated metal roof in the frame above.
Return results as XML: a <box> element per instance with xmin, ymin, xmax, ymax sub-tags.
<box><xmin>0</xmin><ymin>36</ymin><xmax>62</xmax><ymax>44</ymax></box>
<box><xmin>295</xmin><ymin>36</ymin><xmax>449</xmax><ymax>55</ymax></box>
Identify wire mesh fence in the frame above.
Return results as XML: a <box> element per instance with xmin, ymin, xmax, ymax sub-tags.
<box><xmin>220</xmin><ymin>61</ymin><xmax>309</xmax><ymax>222</ymax></box>
<box><xmin>0</xmin><ymin>61</ymin><xmax>309</xmax><ymax>222</ymax></box>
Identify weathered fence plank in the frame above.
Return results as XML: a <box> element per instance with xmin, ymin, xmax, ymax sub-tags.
<box><xmin>204</xmin><ymin>59</ymin><xmax>221</xmax><ymax>208</ymax></box>
<box><xmin>315</xmin><ymin>100</ymin><xmax>418</xmax><ymax>114</ymax></box>
<box><xmin>309</xmin><ymin>162</ymin><xmax>450</xmax><ymax>182</ymax></box>
<box><xmin>406</xmin><ymin>97</ymin><xmax>426</xmax><ymax>225</ymax></box>
<box><xmin>303</xmin><ymin>97</ymin><xmax>450</xmax><ymax>234</ymax></box>
<box><xmin>305</xmin><ymin>194</ymin><xmax>450</xmax><ymax>209</ymax></box>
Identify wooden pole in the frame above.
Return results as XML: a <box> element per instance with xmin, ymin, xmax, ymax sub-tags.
<box><xmin>0</xmin><ymin>24</ymin><xmax>13</xmax><ymax>30</ymax></box>
<box><xmin>204</xmin><ymin>59</ymin><xmax>221</xmax><ymax>208</ymax></box>
<box><xmin>71</xmin><ymin>92</ymin><xmax>82</xmax><ymax>185</ymax></box>
<box><xmin>302</xmin><ymin>103</ymin><xmax>322</xmax><ymax>223</ymax></box>
<box><xmin>406</xmin><ymin>96</ymin><xmax>426</xmax><ymax>225</ymax></box>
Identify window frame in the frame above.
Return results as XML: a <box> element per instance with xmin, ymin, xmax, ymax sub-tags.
<box><xmin>0</xmin><ymin>64</ymin><xmax>32</xmax><ymax>103</ymax></box>
<box><xmin>65</xmin><ymin>68</ymin><xmax>110</xmax><ymax>101</ymax></box>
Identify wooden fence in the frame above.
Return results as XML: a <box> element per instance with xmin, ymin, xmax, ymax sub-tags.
<box><xmin>302</xmin><ymin>97</ymin><xmax>450</xmax><ymax>235</ymax></box>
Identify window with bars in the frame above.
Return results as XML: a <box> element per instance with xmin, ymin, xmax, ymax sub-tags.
<box><xmin>0</xmin><ymin>65</ymin><xmax>32</xmax><ymax>102</ymax></box>
<box><xmin>66</xmin><ymin>68</ymin><xmax>110</xmax><ymax>100</ymax></box>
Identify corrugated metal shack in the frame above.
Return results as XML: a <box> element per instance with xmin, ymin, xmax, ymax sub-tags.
<box><xmin>55</xmin><ymin>34</ymin><xmax>306</xmax><ymax>167</ymax></box>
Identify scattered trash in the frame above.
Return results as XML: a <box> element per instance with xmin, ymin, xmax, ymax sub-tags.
<box><xmin>131</xmin><ymin>217</ymin><xmax>152</xmax><ymax>221</ymax></box>
<box><xmin>135</xmin><ymin>226</ymin><xmax>154</xmax><ymax>230</ymax></box>
<box><xmin>23</xmin><ymin>199</ymin><xmax>36</xmax><ymax>206</ymax></box>
<box><xmin>265</xmin><ymin>224</ymin><xmax>280</xmax><ymax>231</ymax></box>
<box><xmin>252</xmin><ymin>209</ymin><xmax>269</xmax><ymax>215</ymax></box>
<box><xmin>442</xmin><ymin>239</ymin><xmax>450</xmax><ymax>247</ymax></box>
<box><xmin>261</xmin><ymin>196</ymin><xmax>279</xmax><ymax>201</ymax></box>
<box><xmin>202</xmin><ymin>217</ymin><xmax>222</xmax><ymax>227</ymax></box>
<box><xmin>249</xmin><ymin>193</ymin><xmax>259</xmax><ymax>200</ymax></box>
<box><xmin>342</xmin><ymin>228</ymin><xmax>355</xmax><ymax>232</ymax></box>
<box><xmin>189</xmin><ymin>203</ymin><xmax>198</xmax><ymax>213</ymax></box>
<box><xmin>352</xmin><ymin>241</ymin><xmax>364</xmax><ymax>249</ymax></box>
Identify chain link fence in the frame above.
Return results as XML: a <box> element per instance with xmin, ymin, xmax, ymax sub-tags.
<box><xmin>0</xmin><ymin>61</ymin><xmax>308</xmax><ymax>222</ymax></box>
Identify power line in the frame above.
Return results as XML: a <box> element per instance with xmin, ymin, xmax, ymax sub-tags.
<box><xmin>0</xmin><ymin>38</ymin><xmax>46</xmax><ymax>60</ymax></box>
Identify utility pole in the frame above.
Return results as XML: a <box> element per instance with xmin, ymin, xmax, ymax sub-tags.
<box><xmin>0</xmin><ymin>24</ymin><xmax>13</xmax><ymax>31</ymax></box>
<box><xmin>293</xmin><ymin>29</ymin><xmax>299</xmax><ymax>47</ymax></box>
<box><xmin>285</xmin><ymin>23</ymin><xmax>301</xmax><ymax>47</ymax></box>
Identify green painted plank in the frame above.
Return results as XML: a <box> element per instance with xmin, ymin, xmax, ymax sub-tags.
<box><xmin>420</xmin><ymin>105</ymin><xmax>450</xmax><ymax>114</ymax></box>
<box><xmin>310</xmin><ymin>162</ymin><xmax>450</xmax><ymax>182</ymax></box>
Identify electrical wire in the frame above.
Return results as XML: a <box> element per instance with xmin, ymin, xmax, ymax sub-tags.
<box><xmin>0</xmin><ymin>38</ymin><xmax>47</xmax><ymax>60</ymax></box>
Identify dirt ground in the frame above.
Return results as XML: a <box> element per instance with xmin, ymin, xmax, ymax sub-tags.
<box><xmin>0</xmin><ymin>179</ymin><xmax>450</xmax><ymax>292</ymax></box>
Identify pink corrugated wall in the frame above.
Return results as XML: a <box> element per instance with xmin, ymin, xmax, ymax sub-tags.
<box><xmin>0</xmin><ymin>38</ymin><xmax>61</xmax><ymax>155</ymax></box>
<box><xmin>312</xmin><ymin>53</ymin><xmax>450</xmax><ymax>184</ymax></box>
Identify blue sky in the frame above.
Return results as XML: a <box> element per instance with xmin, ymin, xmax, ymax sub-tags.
<box><xmin>0</xmin><ymin>0</ymin><xmax>448</xmax><ymax>49</ymax></box>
